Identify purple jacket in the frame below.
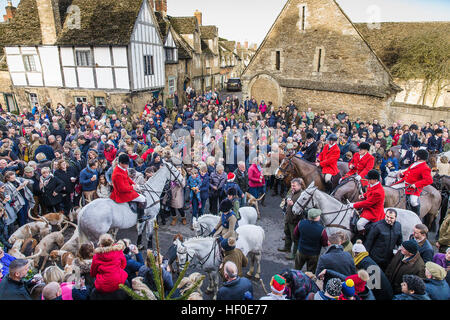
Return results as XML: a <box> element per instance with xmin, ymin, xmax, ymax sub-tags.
<box><xmin>433</xmin><ymin>253</ymin><xmax>448</xmax><ymax>268</ymax></box>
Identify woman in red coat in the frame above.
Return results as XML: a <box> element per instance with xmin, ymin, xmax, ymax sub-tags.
<box><xmin>248</xmin><ymin>157</ymin><xmax>265</xmax><ymax>199</ymax></box>
<box><xmin>316</xmin><ymin>134</ymin><xmax>340</xmax><ymax>192</ymax></box>
<box><xmin>351</xmin><ymin>170</ymin><xmax>385</xmax><ymax>234</ymax></box>
<box><xmin>90</xmin><ymin>234</ymin><xmax>128</xmax><ymax>294</ymax></box>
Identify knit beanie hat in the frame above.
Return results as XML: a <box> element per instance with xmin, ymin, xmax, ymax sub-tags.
<box><xmin>402</xmin><ymin>240</ymin><xmax>418</xmax><ymax>255</ymax></box>
<box><xmin>346</xmin><ymin>270</ymin><xmax>369</xmax><ymax>294</ymax></box>
<box><xmin>425</xmin><ymin>262</ymin><xmax>447</xmax><ymax>281</ymax></box>
<box><xmin>325</xmin><ymin>278</ymin><xmax>342</xmax><ymax>297</ymax></box>
<box><xmin>227</xmin><ymin>172</ymin><xmax>235</xmax><ymax>182</ymax></box>
<box><xmin>270</xmin><ymin>274</ymin><xmax>286</xmax><ymax>294</ymax></box>
<box><xmin>352</xmin><ymin>240</ymin><xmax>367</xmax><ymax>254</ymax></box>
<box><xmin>402</xmin><ymin>275</ymin><xmax>426</xmax><ymax>295</ymax></box>
<box><xmin>341</xmin><ymin>279</ymin><xmax>356</xmax><ymax>298</ymax></box>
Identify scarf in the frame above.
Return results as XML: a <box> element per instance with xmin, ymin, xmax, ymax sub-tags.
<box><xmin>39</xmin><ymin>174</ymin><xmax>53</xmax><ymax>190</ymax></box>
<box><xmin>353</xmin><ymin>251</ymin><xmax>369</xmax><ymax>266</ymax></box>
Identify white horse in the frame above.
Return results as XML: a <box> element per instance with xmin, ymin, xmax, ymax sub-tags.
<box><xmin>78</xmin><ymin>161</ymin><xmax>182</xmax><ymax>249</ymax></box>
<box><xmin>175</xmin><ymin>224</ymin><xmax>265</xmax><ymax>297</ymax></box>
<box><xmin>192</xmin><ymin>207</ymin><xmax>258</xmax><ymax>236</ymax></box>
<box><xmin>292</xmin><ymin>182</ymin><xmax>421</xmax><ymax>241</ymax></box>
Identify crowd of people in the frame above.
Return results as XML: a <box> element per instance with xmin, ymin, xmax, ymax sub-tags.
<box><xmin>0</xmin><ymin>88</ymin><xmax>448</xmax><ymax>300</ymax></box>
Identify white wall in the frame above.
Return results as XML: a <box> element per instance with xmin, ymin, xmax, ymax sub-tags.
<box><xmin>38</xmin><ymin>46</ymin><xmax>63</xmax><ymax>87</ymax></box>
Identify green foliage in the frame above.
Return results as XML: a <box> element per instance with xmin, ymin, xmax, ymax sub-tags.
<box><xmin>24</xmin><ymin>267</ymin><xmax>37</xmax><ymax>281</ymax></box>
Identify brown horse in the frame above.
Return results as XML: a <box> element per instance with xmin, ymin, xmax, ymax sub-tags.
<box><xmin>332</xmin><ymin>178</ymin><xmax>442</xmax><ymax>229</ymax></box>
<box><xmin>275</xmin><ymin>155</ymin><xmax>346</xmax><ymax>192</ymax></box>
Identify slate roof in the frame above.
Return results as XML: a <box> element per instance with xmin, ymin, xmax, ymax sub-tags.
<box><xmin>200</xmin><ymin>25</ymin><xmax>217</xmax><ymax>39</ymax></box>
<box><xmin>167</xmin><ymin>16</ymin><xmax>198</xmax><ymax>35</ymax></box>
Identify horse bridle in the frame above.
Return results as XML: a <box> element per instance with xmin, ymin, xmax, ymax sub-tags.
<box><xmin>297</xmin><ymin>186</ymin><xmax>353</xmax><ymax>232</ymax></box>
<box><xmin>177</xmin><ymin>239</ymin><xmax>219</xmax><ymax>269</ymax></box>
<box><xmin>277</xmin><ymin>156</ymin><xmax>295</xmax><ymax>178</ymax></box>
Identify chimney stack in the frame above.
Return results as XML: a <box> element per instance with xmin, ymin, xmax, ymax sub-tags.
<box><xmin>149</xmin><ymin>0</ymin><xmax>154</xmax><ymax>10</ymax></box>
<box><xmin>237</xmin><ymin>42</ymin><xmax>241</xmax><ymax>49</ymax></box>
<box><xmin>194</xmin><ymin>9</ymin><xmax>202</xmax><ymax>26</ymax></box>
<box><xmin>244</xmin><ymin>41</ymin><xmax>249</xmax><ymax>49</ymax></box>
<box><xmin>36</xmin><ymin>0</ymin><xmax>62</xmax><ymax>45</ymax></box>
<box><xmin>155</xmin><ymin>0</ymin><xmax>167</xmax><ymax>16</ymax></box>
<box><xmin>3</xmin><ymin>1</ymin><xmax>17</xmax><ymax>22</ymax></box>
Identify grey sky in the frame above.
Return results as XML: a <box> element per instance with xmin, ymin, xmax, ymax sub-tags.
<box><xmin>1</xmin><ymin>0</ymin><xmax>449</xmax><ymax>45</ymax></box>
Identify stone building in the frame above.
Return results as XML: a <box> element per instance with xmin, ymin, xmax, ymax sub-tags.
<box><xmin>200</xmin><ymin>25</ymin><xmax>220</xmax><ymax>91</ymax></box>
<box><xmin>0</xmin><ymin>0</ymin><xmax>166</xmax><ymax>113</ymax></box>
<box><xmin>219</xmin><ymin>40</ymin><xmax>242</xmax><ymax>88</ymax></box>
<box><xmin>241</xmin><ymin>0</ymin><xmax>401</xmax><ymax>123</ymax></box>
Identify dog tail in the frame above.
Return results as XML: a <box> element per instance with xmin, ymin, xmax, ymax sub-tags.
<box><xmin>27</xmin><ymin>208</ymin><xmax>41</xmax><ymax>222</ymax></box>
<box><xmin>26</xmin><ymin>248</ymin><xmax>42</xmax><ymax>260</ymax></box>
<box><xmin>60</xmin><ymin>222</ymin><xmax>69</xmax><ymax>234</ymax></box>
<box><xmin>256</xmin><ymin>193</ymin><xmax>265</xmax><ymax>202</ymax></box>
<box><xmin>63</xmin><ymin>220</ymin><xmax>78</xmax><ymax>229</ymax></box>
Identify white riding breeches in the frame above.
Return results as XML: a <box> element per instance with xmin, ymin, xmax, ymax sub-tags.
<box><xmin>133</xmin><ymin>194</ymin><xmax>146</xmax><ymax>203</ymax></box>
<box><xmin>409</xmin><ymin>195</ymin><xmax>420</xmax><ymax>207</ymax></box>
<box><xmin>325</xmin><ymin>174</ymin><xmax>333</xmax><ymax>183</ymax></box>
<box><xmin>357</xmin><ymin>217</ymin><xmax>371</xmax><ymax>231</ymax></box>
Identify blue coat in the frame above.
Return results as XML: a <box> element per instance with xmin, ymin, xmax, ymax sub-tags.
<box><xmin>424</xmin><ymin>278</ymin><xmax>450</xmax><ymax>300</ymax></box>
<box><xmin>217</xmin><ymin>277</ymin><xmax>253</xmax><ymax>300</ymax></box>
<box><xmin>125</xmin><ymin>253</ymin><xmax>144</xmax><ymax>284</ymax></box>
<box><xmin>199</xmin><ymin>172</ymin><xmax>210</xmax><ymax>200</ymax></box>
<box><xmin>315</xmin><ymin>245</ymin><xmax>356</xmax><ymax>285</ymax></box>
<box><xmin>34</xmin><ymin>144</ymin><xmax>55</xmax><ymax>161</ymax></box>
<box><xmin>393</xmin><ymin>293</ymin><xmax>431</xmax><ymax>300</ymax></box>
<box><xmin>79</xmin><ymin>167</ymin><xmax>99</xmax><ymax>191</ymax></box>
<box><xmin>409</xmin><ymin>236</ymin><xmax>434</xmax><ymax>263</ymax></box>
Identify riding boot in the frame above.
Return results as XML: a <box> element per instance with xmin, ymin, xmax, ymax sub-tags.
<box><xmin>411</xmin><ymin>205</ymin><xmax>421</xmax><ymax>218</ymax></box>
<box><xmin>137</xmin><ymin>204</ymin><xmax>145</xmax><ymax>223</ymax></box>
<box><xmin>325</xmin><ymin>181</ymin><xmax>333</xmax><ymax>194</ymax></box>
<box><xmin>137</xmin><ymin>234</ymin><xmax>143</xmax><ymax>250</ymax></box>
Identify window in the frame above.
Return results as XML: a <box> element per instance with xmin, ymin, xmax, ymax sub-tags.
<box><xmin>4</xmin><ymin>94</ymin><xmax>18</xmax><ymax>113</ymax></box>
<box><xmin>276</xmin><ymin>51</ymin><xmax>281</xmax><ymax>71</ymax></box>
<box><xmin>23</xmin><ymin>55</ymin><xmax>37</xmax><ymax>72</ymax></box>
<box><xmin>165</xmin><ymin>48</ymin><xmax>177</xmax><ymax>63</ymax></box>
<box><xmin>168</xmin><ymin>77</ymin><xmax>176</xmax><ymax>95</ymax></box>
<box><xmin>317</xmin><ymin>48</ymin><xmax>323</xmax><ymax>72</ymax></box>
<box><xmin>300</xmin><ymin>5</ymin><xmax>306</xmax><ymax>31</ymax></box>
<box><xmin>144</xmin><ymin>55</ymin><xmax>154</xmax><ymax>76</ymax></box>
<box><xmin>75</xmin><ymin>50</ymin><xmax>92</xmax><ymax>66</ymax></box>
<box><xmin>74</xmin><ymin>96</ymin><xmax>87</xmax><ymax>105</ymax></box>
<box><xmin>95</xmin><ymin>97</ymin><xmax>106</xmax><ymax>107</ymax></box>
<box><xmin>29</xmin><ymin>93</ymin><xmax>39</xmax><ymax>108</ymax></box>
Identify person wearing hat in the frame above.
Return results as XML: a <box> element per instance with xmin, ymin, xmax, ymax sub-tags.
<box><xmin>210</xmin><ymin>199</ymin><xmax>239</xmax><ymax>241</ymax></box>
<box><xmin>393</xmin><ymin>274</ymin><xmax>430</xmax><ymax>300</ymax></box>
<box><xmin>301</xmin><ymin>132</ymin><xmax>318</xmax><ymax>163</ymax></box>
<box><xmin>311</xmin><ymin>277</ymin><xmax>341</xmax><ymax>300</ymax></box>
<box><xmin>400</xmin><ymin>140</ymin><xmax>421</xmax><ymax>169</ymax></box>
<box><xmin>385</xmin><ymin>240</ymin><xmax>426</xmax><ymax>294</ymax></box>
<box><xmin>393</xmin><ymin>149</ymin><xmax>433</xmax><ymax>216</ymax></box>
<box><xmin>401</xmin><ymin>124</ymin><xmax>420</xmax><ymax>151</ymax></box>
<box><xmin>222</xmin><ymin>172</ymin><xmax>244</xmax><ymax>201</ymax></box>
<box><xmin>341</xmin><ymin>142</ymin><xmax>374</xmax><ymax>188</ymax></box>
<box><xmin>316</xmin><ymin>133</ymin><xmax>340</xmax><ymax>193</ymax></box>
<box><xmin>110</xmin><ymin>154</ymin><xmax>146</xmax><ymax>227</ymax></box>
<box><xmin>427</xmin><ymin>128</ymin><xmax>443</xmax><ymax>154</ymax></box>
<box><xmin>226</xmin><ymin>188</ymin><xmax>241</xmax><ymax>220</ymax></box>
<box><xmin>219</xmin><ymin>237</ymin><xmax>247</xmax><ymax>280</ymax></box>
<box><xmin>349</xmin><ymin>169</ymin><xmax>385</xmax><ymax>236</ymax></box>
<box><xmin>424</xmin><ymin>261</ymin><xmax>450</xmax><ymax>300</ymax></box>
<box><xmin>293</xmin><ymin>208</ymin><xmax>328</xmax><ymax>272</ymax></box>
<box><xmin>260</xmin><ymin>274</ymin><xmax>288</xmax><ymax>300</ymax></box>
<box><xmin>338</xmin><ymin>278</ymin><xmax>356</xmax><ymax>300</ymax></box>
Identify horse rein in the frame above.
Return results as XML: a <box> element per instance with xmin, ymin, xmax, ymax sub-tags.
<box><xmin>177</xmin><ymin>239</ymin><xmax>219</xmax><ymax>269</ymax></box>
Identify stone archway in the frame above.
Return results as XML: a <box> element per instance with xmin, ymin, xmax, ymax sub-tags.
<box><xmin>248</xmin><ymin>74</ymin><xmax>282</xmax><ymax>108</ymax></box>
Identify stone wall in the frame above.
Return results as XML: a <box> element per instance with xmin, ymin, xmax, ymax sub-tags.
<box><xmin>283</xmin><ymin>87</ymin><xmax>392</xmax><ymax>123</ymax></box>
<box><xmin>10</xmin><ymin>87</ymin><xmax>156</xmax><ymax>114</ymax></box>
<box><xmin>388</xmin><ymin>102</ymin><xmax>450</xmax><ymax>126</ymax></box>
<box><xmin>0</xmin><ymin>70</ymin><xmax>13</xmax><ymax>108</ymax></box>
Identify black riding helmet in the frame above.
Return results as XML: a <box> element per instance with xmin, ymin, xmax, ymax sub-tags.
<box><xmin>358</xmin><ymin>142</ymin><xmax>370</xmax><ymax>151</ymax></box>
<box><xmin>415</xmin><ymin>149</ymin><xmax>429</xmax><ymax>161</ymax></box>
<box><xmin>365</xmin><ymin>169</ymin><xmax>380</xmax><ymax>181</ymax></box>
<box><xmin>119</xmin><ymin>154</ymin><xmax>130</xmax><ymax>164</ymax></box>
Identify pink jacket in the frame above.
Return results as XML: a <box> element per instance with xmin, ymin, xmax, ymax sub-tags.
<box><xmin>248</xmin><ymin>164</ymin><xmax>265</xmax><ymax>187</ymax></box>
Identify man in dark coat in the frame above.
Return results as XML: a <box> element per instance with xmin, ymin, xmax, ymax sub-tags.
<box><xmin>364</xmin><ymin>208</ymin><xmax>403</xmax><ymax>271</ymax></box>
<box><xmin>301</xmin><ymin>133</ymin><xmax>318</xmax><ymax>163</ymax></box>
<box><xmin>400</xmin><ymin>140</ymin><xmax>420</xmax><ymax>170</ymax></box>
<box><xmin>217</xmin><ymin>261</ymin><xmax>253</xmax><ymax>300</ymax></box>
<box><xmin>426</xmin><ymin>129</ymin><xmax>443</xmax><ymax>154</ymax></box>
<box><xmin>385</xmin><ymin>240</ymin><xmax>426</xmax><ymax>294</ymax></box>
<box><xmin>315</xmin><ymin>233</ymin><xmax>357</xmax><ymax>287</ymax></box>
<box><xmin>0</xmin><ymin>259</ymin><xmax>33</xmax><ymax>300</ymax></box>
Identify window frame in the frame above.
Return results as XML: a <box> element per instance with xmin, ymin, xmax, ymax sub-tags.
<box><xmin>23</xmin><ymin>55</ymin><xmax>37</xmax><ymax>72</ymax></box>
<box><xmin>143</xmin><ymin>55</ymin><xmax>154</xmax><ymax>76</ymax></box>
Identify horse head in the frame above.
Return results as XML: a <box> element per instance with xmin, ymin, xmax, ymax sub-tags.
<box><xmin>175</xmin><ymin>238</ymin><xmax>191</xmax><ymax>269</ymax></box>
<box><xmin>162</xmin><ymin>159</ymin><xmax>184</xmax><ymax>184</ymax></box>
<box><xmin>292</xmin><ymin>181</ymin><xmax>317</xmax><ymax>215</ymax></box>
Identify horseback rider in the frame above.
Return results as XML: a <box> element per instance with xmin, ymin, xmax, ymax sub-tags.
<box><xmin>393</xmin><ymin>149</ymin><xmax>433</xmax><ymax>216</ymax></box>
<box><xmin>110</xmin><ymin>154</ymin><xmax>146</xmax><ymax>222</ymax></box>
<box><xmin>341</xmin><ymin>142</ymin><xmax>374</xmax><ymax>189</ymax></box>
<box><xmin>400</xmin><ymin>140</ymin><xmax>421</xmax><ymax>170</ymax></box>
<box><xmin>301</xmin><ymin>132</ymin><xmax>318</xmax><ymax>163</ymax></box>
<box><xmin>209</xmin><ymin>199</ymin><xmax>239</xmax><ymax>242</ymax></box>
<box><xmin>316</xmin><ymin>134</ymin><xmax>340</xmax><ymax>193</ymax></box>
<box><xmin>349</xmin><ymin>169</ymin><xmax>385</xmax><ymax>237</ymax></box>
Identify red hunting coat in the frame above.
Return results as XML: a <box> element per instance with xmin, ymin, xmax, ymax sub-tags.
<box><xmin>318</xmin><ymin>143</ymin><xmax>340</xmax><ymax>175</ymax></box>
<box><xmin>342</xmin><ymin>153</ymin><xmax>375</xmax><ymax>187</ymax></box>
<box><xmin>110</xmin><ymin>165</ymin><xmax>139</xmax><ymax>203</ymax></box>
<box><xmin>353</xmin><ymin>182</ymin><xmax>385</xmax><ymax>222</ymax></box>
<box><xmin>393</xmin><ymin>161</ymin><xmax>433</xmax><ymax>196</ymax></box>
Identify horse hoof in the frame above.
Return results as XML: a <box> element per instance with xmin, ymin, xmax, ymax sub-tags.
<box><xmin>246</xmin><ymin>271</ymin><xmax>253</xmax><ymax>278</ymax></box>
